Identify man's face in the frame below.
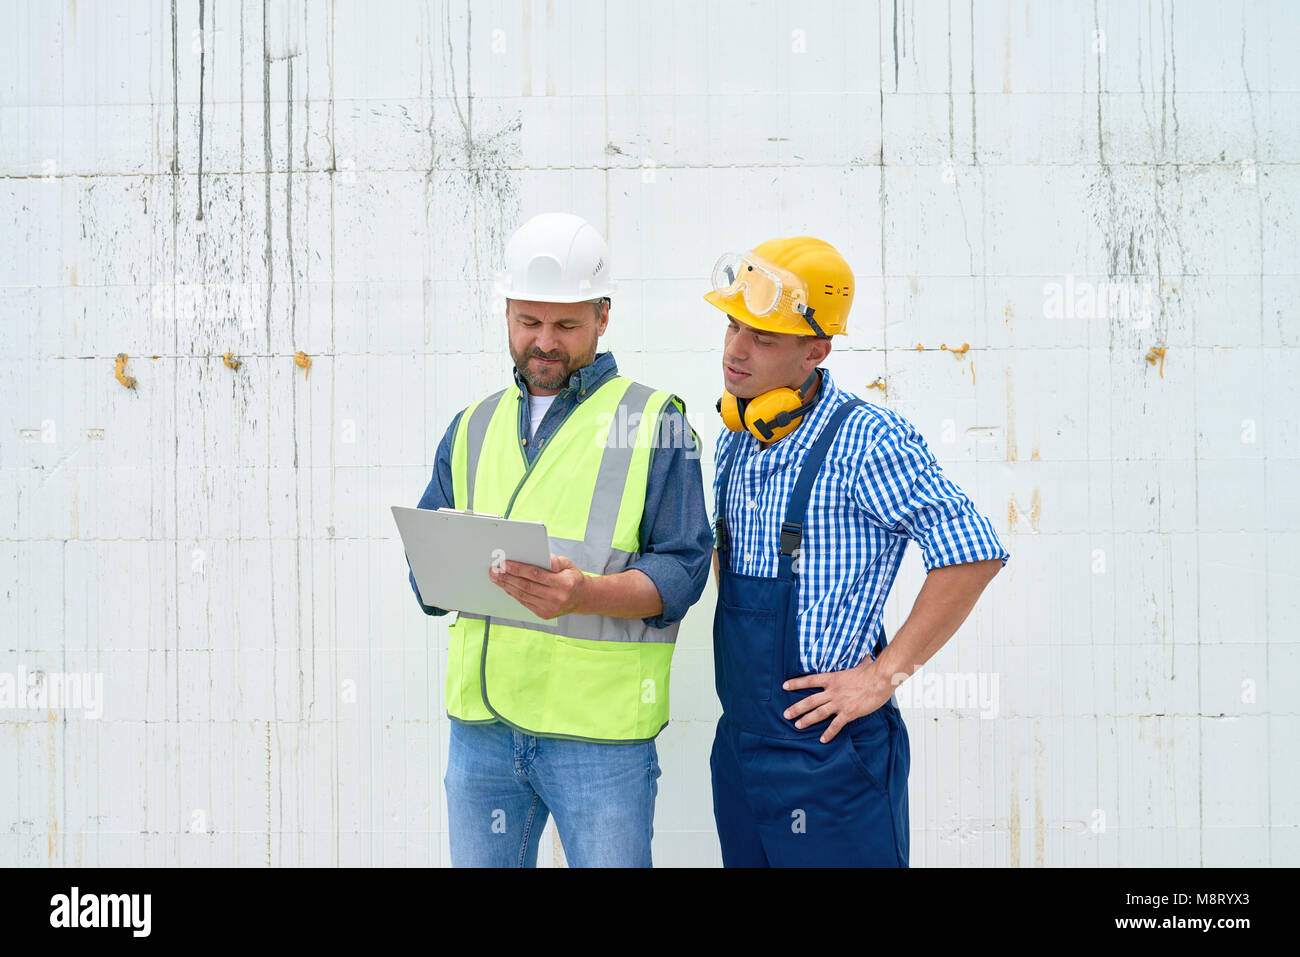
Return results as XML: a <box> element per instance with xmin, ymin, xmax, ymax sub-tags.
<box><xmin>507</xmin><ymin>298</ymin><xmax>608</xmax><ymax>393</ymax></box>
<box><xmin>722</xmin><ymin>315</ymin><xmax>828</xmax><ymax>398</ymax></box>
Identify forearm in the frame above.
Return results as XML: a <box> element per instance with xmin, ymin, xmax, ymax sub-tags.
<box><xmin>577</xmin><ymin>568</ymin><xmax>664</xmax><ymax>620</ymax></box>
<box><xmin>865</xmin><ymin>558</ymin><xmax>1003</xmax><ymax>697</ymax></box>
<box><xmin>627</xmin><ymin>405</ymin><xmax>714</xmax><ymax>627</ymax></box>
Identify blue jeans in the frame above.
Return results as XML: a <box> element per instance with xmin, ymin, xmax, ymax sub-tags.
<box><xmin>444</xmin><ymin>719</ymin><xmax>661</xmax><ymax>867</ymax></box>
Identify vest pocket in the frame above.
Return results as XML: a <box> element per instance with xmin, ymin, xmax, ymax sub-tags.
<box><xmin>445</xmin><ymin>621</ymin><xmax>491</xmax><ymax>722</ymax></box>
<box><xmin>539</xmin><ymin>636</ymin><xmax>645</xmax><ymax>740</ymax></box>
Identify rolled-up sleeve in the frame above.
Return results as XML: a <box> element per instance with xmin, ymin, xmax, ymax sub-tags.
<box><xmin>852</xmin><ymin>421</ymin><xmax>1010</xmax><ymax>572</ymax></box>
<box><xmin>409</xmin><ymin>410</ymin><xmax>464</xmax><ymax>616</ymax></box>
<box><xmin>627</xmin><ymin>398</ymin><xmax>715</xmax><ymax>628</ymax></box>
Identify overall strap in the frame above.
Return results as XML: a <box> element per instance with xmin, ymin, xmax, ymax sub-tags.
<box><xmin>777</xmin><ymin>399</ymin><xmax>864</xmax><ymax>578</ymax></box>
<box><xmin>713</xmin><ymin>435</ymin><xmax>744</xmax><ymax>556</ymax></box>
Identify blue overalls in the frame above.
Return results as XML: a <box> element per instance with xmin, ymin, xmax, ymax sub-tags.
<box><xmin>710</xmin><ymin>399</ymin><xmax>911</xmax><ymax>867</ymax></box>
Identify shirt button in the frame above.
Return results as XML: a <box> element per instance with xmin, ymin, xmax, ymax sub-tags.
<box><xmin>748</xmin><ymin>499</ymin><xmax>757</xmax><ymax>509</ymax></box>
<box><xmin>744</xmin><ymin>552</ymin><xmax>752</xmax><ymax>563</ymax></box>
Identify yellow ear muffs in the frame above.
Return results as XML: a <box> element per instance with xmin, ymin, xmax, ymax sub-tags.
<box><xmin>716</xmin><ymin>370</ymin><xmax>820</xmax><ymax>442</ymax></box>
<box><xmin>742</xmin><ymin>387</ymin><xmax>806</xmax><ymax>442</ymax></box>
<box><xmin>717</xmin><ymin>391</ymin><xmax>747</xmax><ymax>433</ymax></box>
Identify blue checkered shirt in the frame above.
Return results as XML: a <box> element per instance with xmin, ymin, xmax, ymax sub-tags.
<box><xmin>713</xmin><ymin>367</ymin><xmax>1010</xmax><ymax>674</ymax></box>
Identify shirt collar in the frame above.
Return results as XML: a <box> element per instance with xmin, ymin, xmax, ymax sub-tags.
<box><xmin>783</xmin><ymin>367</ymin><xmax>846</xmax><ymax>450</ymax></box>
<box><xmin>512</xmin><ymin>350</ymin><xmax>618</xmax><ymax>400</ymax></box>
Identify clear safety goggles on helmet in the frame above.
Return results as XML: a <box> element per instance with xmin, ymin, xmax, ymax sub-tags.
<box><xmin>710</xmin><ymin>251</ymin><xmax>822</xmax><ymax>334</ymax></box>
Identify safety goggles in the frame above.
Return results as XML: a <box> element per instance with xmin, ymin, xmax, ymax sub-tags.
<box><xmin>710</xmin><ymin>251</ymin><xmax>814</xmax><ymax>330</ymax></box>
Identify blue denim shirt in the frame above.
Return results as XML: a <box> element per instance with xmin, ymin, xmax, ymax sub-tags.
<box><xmin>408</xmin><ymin>351</ymin><xmax>714</xmax><ymax>628</ymax></box>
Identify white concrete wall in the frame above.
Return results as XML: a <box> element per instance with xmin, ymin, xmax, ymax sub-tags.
<box><xmin>2</xmin><ymin>0</ymin><xmax>1296</xmax><ymax>867</ymax></box>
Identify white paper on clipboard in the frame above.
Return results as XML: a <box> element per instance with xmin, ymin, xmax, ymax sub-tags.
<box><xmin>392</xmin><ymin>505</ymin><xmax>554</xmax><ymax>624</ymax></box>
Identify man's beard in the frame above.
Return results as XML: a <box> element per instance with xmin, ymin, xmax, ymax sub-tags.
<box><xmin>514</xmin><ymin>347</ymin><xmax>575</xmax><ymax>391</ymax></box>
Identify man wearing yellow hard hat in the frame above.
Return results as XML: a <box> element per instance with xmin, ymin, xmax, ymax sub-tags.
<box><xmin>704</xmin><ymin>236</ymin><xmax>1010</xmax><ymax>866</ymax></box>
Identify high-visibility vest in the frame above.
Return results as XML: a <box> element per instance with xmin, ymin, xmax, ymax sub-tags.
<box><xmin>445</xmin><ymin>375</ymin><xmax>683</xmax><ymax>742</ymax></box>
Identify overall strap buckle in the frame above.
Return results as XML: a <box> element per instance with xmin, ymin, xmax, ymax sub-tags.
<box><xmin>779</xmin><ymin>521</ymin><xmax>802</xmax><ymax>556</ymax></box>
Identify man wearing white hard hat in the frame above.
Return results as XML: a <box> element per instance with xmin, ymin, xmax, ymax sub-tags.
<box><xmin>408</xmin><ymin>212</ymin><xmax>714</xmax><ymax>867</ymax></box>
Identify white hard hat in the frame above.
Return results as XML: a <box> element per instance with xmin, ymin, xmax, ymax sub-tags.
<box><xmin>494</xmin><ymin>212</ymin><xmax>617</xmax><ymax>303</ymax></box>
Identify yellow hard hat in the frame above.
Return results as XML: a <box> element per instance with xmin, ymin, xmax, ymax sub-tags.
<box><xmin>703</xmin><ymin>236</ymin><xmax>854</xmax><ymax>336</ymax></box>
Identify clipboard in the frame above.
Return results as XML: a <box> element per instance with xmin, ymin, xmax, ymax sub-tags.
<box><xmin>392</xmin><ymin>505</ymin><xmax>554</xmax><ymax>624</ymax></box>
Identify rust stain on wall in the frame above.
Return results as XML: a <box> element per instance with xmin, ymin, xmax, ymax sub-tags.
<box><xmin>223</xmin><ymin>352</ymin><xmax>242</xmax><ymax>371</ymax></box>
<box><xmin>1008</xmin><ymin>489</ymin><xmax>1041</xmax><ymax>533</ymax></box>
<box><xmin>294</xmin><ymin>351</ymin><xmax>312</xmax><ymax>379</ymax></box>
<box><xmin>1145</xmin><ymin>345</ymin><xmax>1166</xmax><ymax>378</ymax></box>
<box><xmin>114</xmin><ymin>353</ymin><xmax>137</xmax><ymax>389</ymax></box>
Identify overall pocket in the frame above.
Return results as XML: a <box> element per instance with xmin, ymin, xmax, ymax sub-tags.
<box><xmin>843</xmin><ymin>706</ymin><xmax>893</xmax><ymax>794</ymax></box>
<box><xmin>716</xmin><ymin>602</ymin><xmax>779</xmax><ymax>703</ymax></box>
<box><xmin>845</xmin><ymin>705</ymin><xmax>908</xmax><ymax>866</ymax></box>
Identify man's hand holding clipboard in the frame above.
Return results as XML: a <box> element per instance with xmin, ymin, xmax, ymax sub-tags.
<box><xmin>488</xmin><ymin>555</ymin><xmax>588</xmax><ymax>621</ymax></box>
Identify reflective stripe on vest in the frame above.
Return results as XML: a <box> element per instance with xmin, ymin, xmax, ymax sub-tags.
<box><xmin>444</xmin><ymin>375</ymin><xmax>681</xmax><ymax>742</ymax></box>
